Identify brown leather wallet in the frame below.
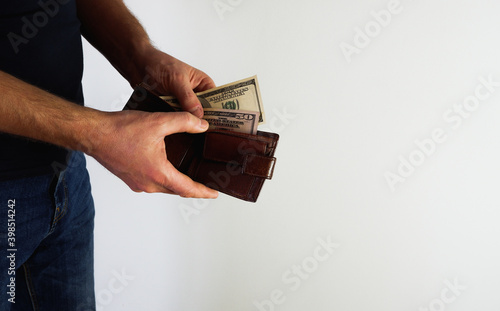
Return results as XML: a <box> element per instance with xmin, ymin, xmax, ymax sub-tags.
<box><xmin>123</xmin><ymin>85</ymin><xmax>279</xmax><ymax>202</ymax></box>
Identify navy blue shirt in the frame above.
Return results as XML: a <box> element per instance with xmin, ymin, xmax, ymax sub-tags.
<box><xmin>0</xmin><ymin>0</ymin><xmax>84</xmax><ymax>180</ymax></box>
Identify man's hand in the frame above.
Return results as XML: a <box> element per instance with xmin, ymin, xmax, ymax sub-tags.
<box><xmin>74</xmin><ymin>0</ymin><xmax>220</xmax><ymax>197</ymax></box>
<box><xmin>139</xmin><ymin>48</ymin><xmax>216</xmax><ymax>118</ymax></box>
<box><xmin>90</xmin><ymin>110</ymin><xmax>218</xmax><ymax>198</ymax></box>
<box><xmin>76</xmin><ymin>0</ymin><xmax>215</xmax><ymax>117</ymax></box>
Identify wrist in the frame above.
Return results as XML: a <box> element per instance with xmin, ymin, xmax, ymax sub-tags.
<box><xmin>69</xmin><ymin>108</ymin><xmax>112</xmax><ymax>157</ymax></box>
<box><xmin>127</xmin><ymin>41</ymin><xmax>159</xmax><ymax>87</ymax></box>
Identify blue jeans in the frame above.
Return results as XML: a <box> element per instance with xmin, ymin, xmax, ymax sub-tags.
<box><xmin>0</xmin><ymin>151</ymin><xmax>96</xmax><ymax>310</ymax></box>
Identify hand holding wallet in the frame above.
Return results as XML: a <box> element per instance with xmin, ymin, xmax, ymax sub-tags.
<box><xmin>123</xmin><ymin>85</ymin><xmax>279</xmax><ymax>202</ymax></box>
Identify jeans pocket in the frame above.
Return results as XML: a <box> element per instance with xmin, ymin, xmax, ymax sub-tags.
<box><xmin>50</xmin><ymin>171</ymin><xmax>69</xmax><ymax>232</ymax></box>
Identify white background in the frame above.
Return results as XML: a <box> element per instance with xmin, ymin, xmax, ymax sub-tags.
<box><xmin>81</xmin><ymin>0</ymin><xmax>500</xmax><ymax>310</ymax></box>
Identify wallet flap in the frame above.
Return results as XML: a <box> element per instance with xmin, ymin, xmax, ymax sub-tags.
<box><xmin>201</xmin><ymin>130</ymin><xmax>277</xmax><ymax>181</ymax></box>
<box><xmin>203</xmin><ymin>130</ymin><xmax>275</xmax><ymax>161</ymax></box>
<box><xmin>242</xmin><ymin>154</ymin><xmax>276</xmax><ymax>179</ymax></box>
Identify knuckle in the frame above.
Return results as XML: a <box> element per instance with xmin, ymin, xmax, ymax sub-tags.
<box><xmin>183</xmin><ymin>90</ymin><xmax>197</xmax><ymax>100</ymax></box>
<box><xmin>158</xmin><ymin>174</ymin><xmax>177</xmax><ymax>194</ymax></box>
<box><xmin>130</xmin><ymin>184</ymin><xmax>145</xmax><ymax>193</ymax></box>
<box><xmin>179</xmin><ymin>189</ymin><xmax>195</xmax><ymax>198</ymax></box>
<box><xmin>127</xmin><ymin>180</ymin><xmax>143</xmax><ymax>193</ymax></box>
<box><xmin>160</xmin><ymin>173</ymin><xmax>194</xmax><ymax>198</ymax></box>
<box><xmin>141</xmin><ymin>184</ymin><xmax>157</xmax><ymax>193</ymax></box>
<box><xmin>130</xmin><ymin>173</ymin><xmax>159</xmax><ymax>194</ymax></box>
<box><xmin>168</xmin><ymin>70</ymin><xmax>184</xmax><ymax>80</ymax></box>
<box><xmin>165</xmin><ymin>71</ymin><xmax>185</xmax><ymax>88</ymax></box>
<box><xmin>178</xmin><ymin>111</ymin><xmax>195</xmax><ymax>125</ymax></box>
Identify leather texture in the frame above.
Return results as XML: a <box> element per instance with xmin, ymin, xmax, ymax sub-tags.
<box><xmin>123</xmin><ymin>85</ymin><xmax>279</xmax><ymax>202</ymax></box>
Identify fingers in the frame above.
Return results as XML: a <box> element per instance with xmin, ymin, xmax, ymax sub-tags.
<box><xmin>171</xmin><ymin>76</ymin><xmax>204</xmax><ymax>118</ymax></box>
<box><xmin>158</xmin><ymin>111</ymin><xmax>210</xmax><ymax>136</ymax></box>
<box><xmin>161</xmin><ymin>162</ymin><xmax>218</xmax><ymax>198</ymax></box>
<box><xmin>139</xmin><ymin>181</ymin><xmax>218</xmax><ymax>199</ymax></box>
<box><xmin>133</xmin><ymin>161</ymin><xmax>218</xmax><ymax>198</ymax></box>
<box><xmin>141</xmin><ymin>178</ymin><xmax>219</xmax><ymax>199</ymax></box>
<box><xmin>126</xmin><ymin>159</ymin><xmax>218</xmax><ymax>198</ymax></box>
<box><xmin>169</xmin><ymin>70</ymin><xmax>215</xmax><ymax>118</ymax></box>
<box><xmin>194</xmin><ymin>75</ymin><xmax>216</xmax><ymax>92</ymax></box>
<box><xmin>139</xmin><ymin>111</ymin><xmax>218</xmax><ymax>198</ymax></box>
<box><xmin>145</xmin><ymin>50</ymin><xmax>215</xmax><ymax>117</ymax></box>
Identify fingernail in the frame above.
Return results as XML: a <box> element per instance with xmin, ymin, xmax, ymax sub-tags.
<box><xmin>190</xmin><ymin>106</ymin><xmax>203</xmax><ymax>118</ymax></box>
<box><xmin>199</xmin><ymin>119</ymin><xmax>209</xmax><ymax>130</ymax></box>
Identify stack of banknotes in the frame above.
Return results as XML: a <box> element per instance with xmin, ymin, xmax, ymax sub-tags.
<box><xmin>160</xmin><ymin>76</ymin><xmax>264</xmax><ymax>135</ymax></box>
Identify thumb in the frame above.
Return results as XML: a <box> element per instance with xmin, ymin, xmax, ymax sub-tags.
<box><xmin>171</xmin><ymin>77</ymin><xmax>204</xmax><ymax>118</ymax></box>
<box><xmin>159</xmin><ymin>111</ymin><xmax>209</xmax><ymax>136</ymax></box>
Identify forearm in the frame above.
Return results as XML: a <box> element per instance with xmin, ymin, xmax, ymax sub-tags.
<box><xmin>76</xmin><ymin>0</ymin><xmax>153</xmax><ymax>86</ymax></box>
<box><xmin>0</xmin><ymin>70</ymin><xmax>105</xmax><ymax>153</ymax></box>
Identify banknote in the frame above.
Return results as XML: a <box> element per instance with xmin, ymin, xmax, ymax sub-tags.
<box><xmin>160</xmin><ymin>76</ymin><xmax>265</xmax><ymax>124</ymax></box>
<box><xmin>202</xmin><ymin>108</ymin><xmax>258</xmax><ymax>134</ymax></box>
